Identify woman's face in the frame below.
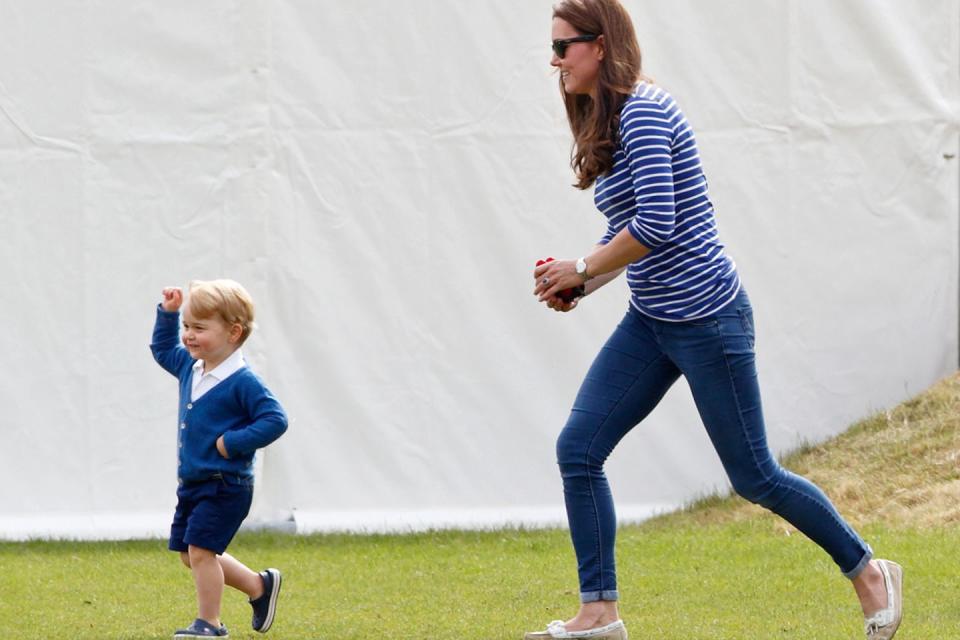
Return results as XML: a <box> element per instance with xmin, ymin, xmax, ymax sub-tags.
<box><xmin>551</xmin><ymin>17</ymin><xmax>604</xmax><ymax>97</ymax></box>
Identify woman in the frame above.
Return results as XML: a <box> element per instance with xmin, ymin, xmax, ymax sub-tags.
<box><xmin>526</xmin><ymin>1</ymin><xmax>903</xmax><ymax>639</ymax></box>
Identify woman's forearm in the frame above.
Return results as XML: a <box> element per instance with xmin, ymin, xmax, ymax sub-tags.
<box><xmin>584</xmin><ymin>264</ymin><xmax>625</xmax><ymax>295</ymax></box>
<box><xmin>584</xmin><ymin>227</ymin><xmax>650</xmax><ymax>280</ymax></box>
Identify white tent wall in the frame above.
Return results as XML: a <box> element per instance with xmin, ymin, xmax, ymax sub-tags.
<box><xmin>0</xmin><ymin>1</ymin><xmax>956</xmax><ymax>540</ymax></box>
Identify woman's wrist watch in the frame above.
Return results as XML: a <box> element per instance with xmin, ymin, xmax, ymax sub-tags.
<box><xmin>576</xmin><ymin>256</ymin><xmax>591</xmax><ymax>281</ymax></box>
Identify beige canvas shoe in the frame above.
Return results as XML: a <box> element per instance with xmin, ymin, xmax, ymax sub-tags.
<box><xmin>864</xmin><ymin>559</ymin><xmax>903</xmax><ymax>639</ymax></box>
<box><xmin>523</xmin><ymin>619</ymin><xmax>627</xmax><ymax>640</ymax></box>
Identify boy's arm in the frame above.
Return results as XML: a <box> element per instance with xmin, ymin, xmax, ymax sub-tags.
<box><xmin>150</xmin><ymin>287</ymin><xmax>192</xmax><ymax>377</ymax></box>
<box><xmin>219</xmin><ymin>380</ymin><xmax>288</xmax><ymax>458</ymax></box>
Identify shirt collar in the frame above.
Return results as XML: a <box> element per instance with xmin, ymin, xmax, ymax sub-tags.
<box><xmin>192</xmin><ymin>348</ymin><xmax>246</xmax><ymax>381</ymax></box>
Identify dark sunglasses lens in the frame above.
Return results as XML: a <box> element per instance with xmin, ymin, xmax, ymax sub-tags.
<box><xmin>553</xmin><ymin>42</ymin><xmax>567</xmax><ymax>58</ymax></box>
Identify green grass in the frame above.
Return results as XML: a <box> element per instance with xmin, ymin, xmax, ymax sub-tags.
<box><xmin>3</xmin><ymin>373</ymin><xmax>959</xmax><ymax>639</ymax></box>
<box><xmin>2</xmin><ymin>525</ymin><xmax>955</xmax><ymax>639</ymax></box>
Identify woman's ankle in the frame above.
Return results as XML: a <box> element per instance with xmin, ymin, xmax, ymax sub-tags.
<box><xmin>852</xmin><ymin>560</ymin><xmax>887</xmax><ymax>615</ymax></box>
<box><xmin>568</xmin><ymin>601</ymin><xmax>619</xmax><ymax>629</ymax></box>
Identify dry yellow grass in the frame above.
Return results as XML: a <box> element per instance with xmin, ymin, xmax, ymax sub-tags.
<box><xmin>663</xmin><ymin>371</ymin><xmax>960</xmax><ymax>531</ymax></box>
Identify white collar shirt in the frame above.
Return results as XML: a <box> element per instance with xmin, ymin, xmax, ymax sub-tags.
<box><xmin>191</xmin><ymin>348</ymin><xmax>246</xmax><ymax>402</ymax></box>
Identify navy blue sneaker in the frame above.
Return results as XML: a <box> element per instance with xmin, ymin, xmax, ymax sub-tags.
<box><xmin>173</xmin><ymin>618</ymin><xmax>228</xmax><ymax>638</ymax></box>
<box><xmin>249</xmin><ymin>568</ymin><xmax>282</xmax><ymax>632</ymax></box>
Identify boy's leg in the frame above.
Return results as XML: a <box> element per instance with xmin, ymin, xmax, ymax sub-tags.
<box><xmin>220</xmin><ymin>552</ymin><xmax>283</xmax><ymax>633</ymax></box>
<box><xmin>183</xmin><ymin>549</ymin><xmax>262</xmax><ymax>599</ymax></box>
<box><xmin>180</xmin><ymin>478</ymin><xmax>254</xmax><ymax>629</ymax></box>
<box><xmin>219</xmin><ymin>552</ymin><xmax>264</xmax><ymax>598</ymax></box>
<box><xmin>188</xmin><ymin>545</ymin><xmax>225</xmax><ymax>626</ymax></box>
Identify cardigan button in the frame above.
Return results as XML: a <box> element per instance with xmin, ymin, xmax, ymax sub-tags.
<box><xmin>186</xmin><ymin>403</ymin><xmax>193</xmax><ymax>409</ymax></box>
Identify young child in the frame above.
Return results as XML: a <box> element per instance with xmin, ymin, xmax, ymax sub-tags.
<box><xmin>151</xmin><ymin>279</ymin><xmax>288</xmax><ymax>639</ymax></box>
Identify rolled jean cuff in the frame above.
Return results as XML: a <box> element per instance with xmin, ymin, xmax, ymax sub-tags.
<box><xmin>843</xmin><ymin>546</ymin><xmax>873</xmax><ymax>580</ymax></box>
<box><xmin>580</xmin><ymin>590</ymin><xmax>619</xmax><ymax>603</ymax></box>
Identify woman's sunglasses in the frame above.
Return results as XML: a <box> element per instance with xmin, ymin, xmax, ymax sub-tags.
<box><xmin>551</xmin><ymin>34</ymin><xmax>600</xmax><ymax>59</ymax></box>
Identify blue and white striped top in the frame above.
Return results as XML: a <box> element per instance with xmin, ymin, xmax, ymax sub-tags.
<box><xmin>595</xmin><ymin>82</ymin><xmax>740</xmax><ymax>321</ymax></box>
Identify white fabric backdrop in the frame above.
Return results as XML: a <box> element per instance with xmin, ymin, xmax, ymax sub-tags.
<box><xmin>0</xmin><ymin>0</ymin><xmax>957</xmax><ymax>540</ymax></box>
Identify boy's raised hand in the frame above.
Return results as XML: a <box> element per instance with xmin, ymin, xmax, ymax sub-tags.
<box><xmin>161</xmin><ymin>287</ymin><xmax>183</xmax><ymax>312</ymax></box>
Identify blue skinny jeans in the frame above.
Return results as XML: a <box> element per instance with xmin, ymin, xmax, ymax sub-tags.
<box><xmin>556</xmin><ymin>289</ymin><xmax>872</xmax><ymax>602</ymax></box>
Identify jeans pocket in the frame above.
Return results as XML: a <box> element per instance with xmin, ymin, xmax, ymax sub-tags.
<box><xmin>714</xmin><ymin>305</ymin><xmax>755</xmax><ymax>357</ymax></box>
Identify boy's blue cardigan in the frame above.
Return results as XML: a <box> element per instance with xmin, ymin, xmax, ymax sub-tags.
<box><xmin>150</xmin><ymin>305</ymin><xmax>288</xmax><ymax>483</ymax></box>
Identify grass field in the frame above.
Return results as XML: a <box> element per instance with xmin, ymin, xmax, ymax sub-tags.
<box><xmin>3</xmin><ymin>373</ymin><xmax>958</xmax><ymax>639</ymax></box>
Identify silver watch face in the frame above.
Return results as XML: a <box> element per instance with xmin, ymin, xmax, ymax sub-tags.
<box><xmin>576</xmin><ymin>258</ymin><xmax>587</xmax><ymax>275</ymax></box>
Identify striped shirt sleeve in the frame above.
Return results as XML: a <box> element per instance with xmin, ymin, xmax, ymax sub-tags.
<box><xmin>620</xmin><ymin>100</ymin><xmax>676</xmax><ymax>249</ymax></box>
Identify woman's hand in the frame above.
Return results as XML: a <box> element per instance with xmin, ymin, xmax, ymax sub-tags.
<box><xmin>161</xmin><ymin>287</ymin><xmax>183</xmax><ymax>312</ymax></box>
<box><xmin>533</xmin><ymin>259</ymin><xmax>585</xmax><ymax>309</ymax></box>
<box><xmin>216</xmin><ymin>435</ymin><xmax>229</xmax><ymax>459</ymax></box>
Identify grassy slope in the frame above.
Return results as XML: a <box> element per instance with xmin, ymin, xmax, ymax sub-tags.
<box><xmin>1</xmin><ymin>373</ymin><xmax>957</xmax><ymax>639</ymax></box>
<box><xmin>660</xmin><ymin>371</ymin><xmax>960</xmax><ymax>530</ymax></box>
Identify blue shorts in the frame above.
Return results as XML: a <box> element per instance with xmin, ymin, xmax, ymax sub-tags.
<box><xmin>168</xmin><ymin>475</ymin><xmax>254</xmax><ymax>555</ymax></box>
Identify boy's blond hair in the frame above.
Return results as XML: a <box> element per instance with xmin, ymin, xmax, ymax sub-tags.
<box><xmin>187</xmin><ymin>279</ymin><xmax>256</xmax><ymax>345</ymax></box>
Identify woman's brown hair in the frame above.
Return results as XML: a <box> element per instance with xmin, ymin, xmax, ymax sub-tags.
<box><xmin>553</xmin><ymin>0</ymin><xmax>644</xmax><ymax>189</ymax></box>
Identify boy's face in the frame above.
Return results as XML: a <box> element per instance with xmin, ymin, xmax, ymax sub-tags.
<box><xmin>181</xmin><ymin>302</ymin><xmax>243</xmax><ymax>370</ymax></box>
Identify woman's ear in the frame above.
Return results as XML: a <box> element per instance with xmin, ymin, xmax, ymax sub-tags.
<box><xmin>596</xmin><ymin>34</ymin><xmax>605</xmax><ymax>61</ymax></box>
